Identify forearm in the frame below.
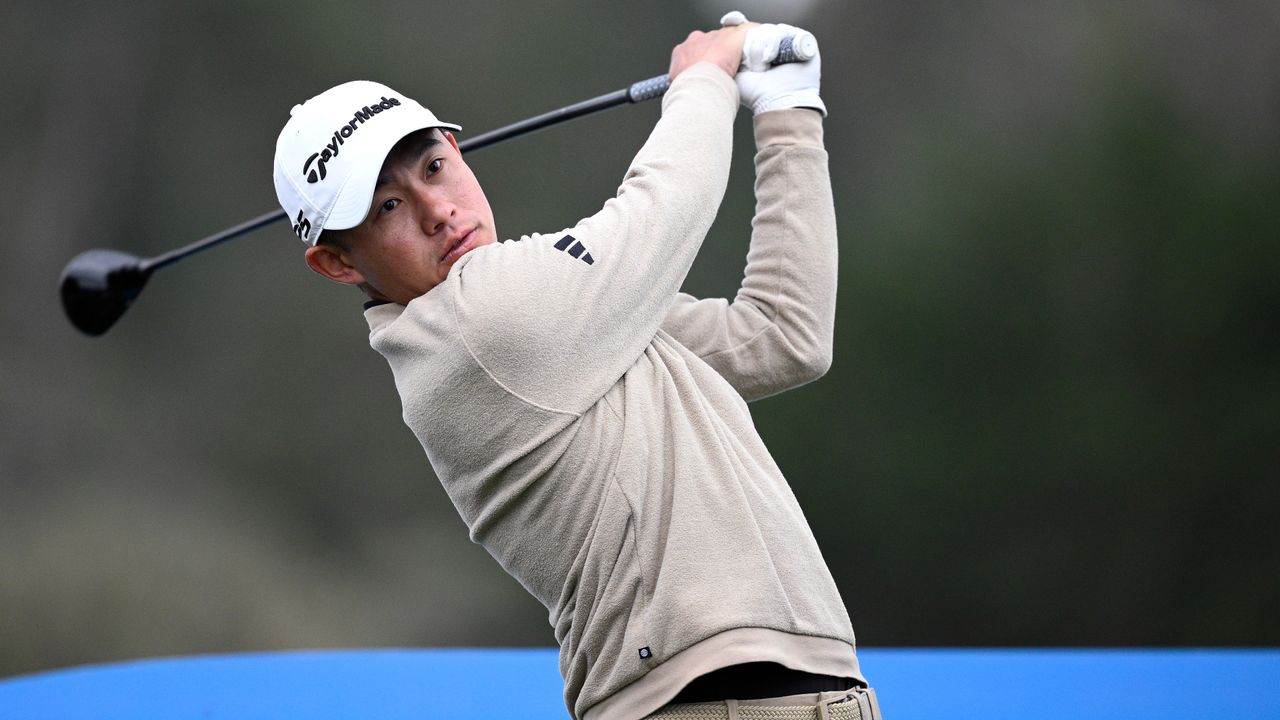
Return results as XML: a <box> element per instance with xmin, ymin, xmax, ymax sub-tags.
<box><xmin>574</xmin><ymin>61</ymin><xmax>738</xmax><ymax>293</ymax></box>
<box><xmin>664</xmin><ymin>108</ymin><xmax>837</xmax><ymax>400</ymax></box>
<box><xmin>738</xmin><ymin>107</ymin><xmax>837</xmax><ymax>369</ymax></box>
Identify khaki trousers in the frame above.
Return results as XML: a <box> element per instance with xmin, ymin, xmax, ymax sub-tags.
<box><xmin>645</xmin><ymin>687</ymin><xmax>882</xmax><ymax>720</ymax></box>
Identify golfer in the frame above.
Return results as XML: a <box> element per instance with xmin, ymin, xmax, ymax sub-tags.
<box><xmin>273</xmin><ymin>19</ymin><xmax>878</xmax><ymax>720</ymax></box>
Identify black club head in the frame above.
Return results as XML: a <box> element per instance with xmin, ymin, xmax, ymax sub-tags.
<box><xmin>59</xmin><ymin>249</ymin><xmax>153</xmax><ymax>336</ymax></box>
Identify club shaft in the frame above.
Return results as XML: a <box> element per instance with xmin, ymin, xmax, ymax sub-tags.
<box><xmin>142</xmin><ymin>208</ymin><xmax>286</xmax><ymax>272</ymax></box>
<box><xmin>138</xmin><ymin>74</ymin><xmax>673</xmax><ymax>272</ymax></box>
<box><xmin>456</xmin><ymin>87</ymin><xmax>632</xmax><ymax>153</ymax></box>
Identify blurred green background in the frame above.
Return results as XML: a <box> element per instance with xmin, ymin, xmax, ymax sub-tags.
<box><xmin>2</xmin><ymin>0</ymin><xmax>1277</xmax><ymax>678</ymax></box>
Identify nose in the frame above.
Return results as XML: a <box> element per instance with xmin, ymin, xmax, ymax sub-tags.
<box><xmin>412</xmin><ymin>185</ymin><xmax>456</xmax><ymax>237</ymax></box>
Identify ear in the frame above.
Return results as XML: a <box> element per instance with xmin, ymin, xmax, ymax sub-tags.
<box><xmin>442</xmin><ymin>129</ymin><xmax>461</xmax><ymax>155</ymax></box>
<box><xmin>304</xmin><ymin>244</ymin><xmax>365</xmax><ymax>286</ymax></box>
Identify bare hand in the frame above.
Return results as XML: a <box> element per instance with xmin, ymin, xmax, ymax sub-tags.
<box><xmin>668</xmin><ymin>25</ymin><xmax>755</xmax><ymax>81</ymax></box>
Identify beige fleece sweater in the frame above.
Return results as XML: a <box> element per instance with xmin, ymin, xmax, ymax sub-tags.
<box><xmin>365</xmin><ymin>63</ymin><xmax>861</xmax><ymax>719</ymax></box>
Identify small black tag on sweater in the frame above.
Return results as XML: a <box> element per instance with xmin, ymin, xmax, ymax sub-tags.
<box><xmin>638</xmin><ymin>646</ymin><xmax>652</xmax><ymax>660</ymax></box>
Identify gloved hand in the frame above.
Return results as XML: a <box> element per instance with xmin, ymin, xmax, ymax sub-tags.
<box><xmin>721</xmin><ymin>12</ymin><xmax>826</xmax><ymax>116</ymax></box>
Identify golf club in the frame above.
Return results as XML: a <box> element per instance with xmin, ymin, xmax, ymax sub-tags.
<box><xmin>60</xmin><ymin>34</ymin><xmax>816</xmax><ymax>337</ymax></box>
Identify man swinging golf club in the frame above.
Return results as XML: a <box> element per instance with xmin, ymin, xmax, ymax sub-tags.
<box><xmin>272</xmin><ymin>15</ymin><xmax>879</xmax><ymax>720</ymax></box>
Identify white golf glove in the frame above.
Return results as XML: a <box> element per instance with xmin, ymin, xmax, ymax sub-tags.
<box><xmin>721</xmin><ymin>12</ymin><xmax>826</xmax><ymax>116</ymax></box>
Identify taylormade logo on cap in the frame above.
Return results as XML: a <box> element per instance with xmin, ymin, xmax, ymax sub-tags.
<box><xmin>273</xmin><ymin>80</ymin><xmax>460</xmax><ymax>246</ymax></box>
<box><xmin>301</xmin><ymin>95</ymin><xmax>404</xmax><ymax>184</ymax></box>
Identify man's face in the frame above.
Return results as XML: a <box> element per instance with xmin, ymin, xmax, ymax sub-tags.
<box><xmin>318</xmin><ymin>128</ymin><xmax>497</xmax><ymax>304</ymax></box>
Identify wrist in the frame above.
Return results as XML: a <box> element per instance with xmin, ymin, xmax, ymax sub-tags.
<box><xmin>754</xmin><ymin>107</ymin><xmax>825</xmax><ymax>148</ymax></box>
<box><xmin>751</xmin><ymin>90</ymin><xmax>827</xmax><ymax>117</ymax></box>
<box><xmin>664</xmin><ymin>62</ymin><xmax>741</xmax><ymax>112</ymax></box>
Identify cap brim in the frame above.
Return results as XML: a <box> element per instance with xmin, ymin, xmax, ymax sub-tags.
<box><xmin>324</xmin><ymin>111</ymin><xmax>461</xmax><ymax>231</ymax></box>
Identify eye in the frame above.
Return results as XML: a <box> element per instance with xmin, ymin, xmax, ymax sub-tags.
<box><xmin>426</xmin><ymin>157</ymin><xmax>444</xmax><ymax>175</ymax></box>
<box><xmin>378</xmin><ymin>198</ymin><xmax>400</xmax><ymax>214</ymax></box>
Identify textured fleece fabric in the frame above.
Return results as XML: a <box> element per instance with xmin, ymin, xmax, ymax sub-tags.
<box><xmin>364</xmin><ymin>63</ymin><xmax>860</xmax><ymax>719</ymax></box>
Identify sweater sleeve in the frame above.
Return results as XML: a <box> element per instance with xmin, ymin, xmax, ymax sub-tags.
<box><xmin>441</xmin><ymin>63</ymin><xmax>739</xmax><ymax>414</ymax></box>
<box><xmin>659</xmin><ymin>109</ymin><xmax>838</xmax><ymax>401</ymax></box>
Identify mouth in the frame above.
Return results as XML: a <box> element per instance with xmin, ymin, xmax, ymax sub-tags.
<box><xmin>440</xmin><ymin>228</ymin><xmax>478</xmax><ymax>264</ymax></box>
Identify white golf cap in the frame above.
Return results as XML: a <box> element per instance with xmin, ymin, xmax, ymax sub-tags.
<box><xmin>273</xmin><ymin>80</ymin><xmax>460</xmax><ymax>245</ymax></box>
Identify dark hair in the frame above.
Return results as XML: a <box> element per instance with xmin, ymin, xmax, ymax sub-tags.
<box><xmin>317</xmin><ymin>228</ymin><xmax>348</xmax><ymax>250</ymax></box>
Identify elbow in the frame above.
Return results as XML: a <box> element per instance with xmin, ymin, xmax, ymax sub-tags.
<box><xmin>792</xmin><ymin>343</ymin><xmax>833</xmax><ymax>385</ymax></box>
<box><xmin>732</xmin><ymin>338</ymin><xmax>832</xmax><ymax>402</ymax></box>
<box><xmin>809</xmin><ymin>344</ymin><xmax>834</xmax><ymax>380</ymax></box>
<box><xmin>787</xmin><ymin>306</ymin><xmax>836</xmax><ymax>385</ymax></box>
<box><xmin>775</xmin><ymin>322</ymin><xmax>833</xmax><ymax>387</ymax></box>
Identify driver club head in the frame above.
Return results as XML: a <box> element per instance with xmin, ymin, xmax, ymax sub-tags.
<box><xmin>59</xmin><ymin>249</ymin><xmax>154</xmax><ymax>336</ymax></box>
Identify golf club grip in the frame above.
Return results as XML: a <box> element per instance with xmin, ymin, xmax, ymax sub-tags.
<box><xmin>627</xmin><ymin>32</ymin><xmax>818</xmax><ymax>103</ymax></box>
<box><xmin>775</xmin><ymin>32</ymin><xmax>818</xmax><ymax>65</ymax></box>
